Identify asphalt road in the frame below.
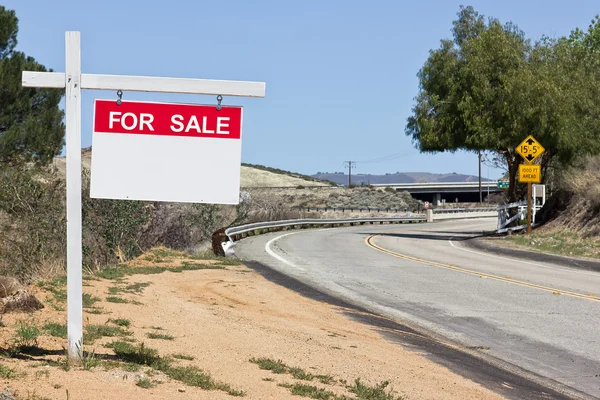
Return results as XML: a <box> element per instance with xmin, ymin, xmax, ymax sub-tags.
<box><xmin>236</xmin><ymin>218</ymin><xmax>600</xmax><ymax>400</ymax></box>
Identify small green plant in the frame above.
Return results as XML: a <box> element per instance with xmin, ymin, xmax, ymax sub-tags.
<box><xmin>35</xmin><ymin>370</ymin><xmax>50</xmax><ymax>378</ymax></box>
<box><xmin>14</xmin><ymin>320</ymin><xmax>41</xmax><ymax>349</ymax></box>
<box><xmin>123</xmin><ymin>362</ymin><xmax>142</xmax><ymax>372</ymax></box>
<box><xmin>81</xmin><ymin>349</ymin><xmax>101</xmax><ymax>371</ymax></box>
<box><xmin>163</xmin><ymin>365</ymin><xmax>245</xmax><ymax>396</ymax></box>
<box><xmin>262</xmin><ymin>377</ymin><xmax>274</xmax><ymax>382</ymax></box>
<box><xmin>53</xmin><ymin>384</ymin><xmax>62</xmax><ymax>389</ymax></box>
<box><xmin>106</xmin><ymin>296</ymin><xmax>128</xmax><ymax>304</ymax></box>
<box><xmin>0</xmin><ymin>364</ymin><xmax>17</xmax><ymax>379</ymax></box>
<box><xmin>108</xmin><ymin>318</ymin><xmax>131</xmax><ymax>327</ymax></box>
<box><xmin>136</xmin><ymin>376</ymin><xmax>155</xmax><ymax>389</ymax></box>
<box><xmin>146</xmin><ymin>332</ymin><xmax>174</xmax><ymax>341</ymax></box>
<box><xmin>249</xmin><ymin>358</ymin><xmax>287</xmax><ymax>374</ymax></box>
<box><xmin>82</xmin><ymin>293</ymin><xmax>101</xmax><ymax>308</ymax></box>
<box><xmin>152</xmin><ymin>248</ymin><xmax>182</xmax><ymax>258</ymax></box>
<box><xmin>107</xmin><ymin>341</ymin><xmax>162</xmax><ymax>367</ymax></box>
<box><xmin>108</xmin><ymin>286</ymin><xmax>124</xmax><ymax>295</ymax></box>
<box><xmin>125</xmin><ymin>282</ymin><xmax>151</xmax><ymax>294</ymax></box>
<box><xmin>249</xmin><ymin>358</ymin><xmax>334</xmax><ymax>384</ymax></box>
<box><xmin>101</xmin><ymin>360</ymin><xmax>121</xmax><ymax>370</ymax></box>
<box><xmin>347</xmin><ymin>379</ymin><xmax>406</xmax><ymax>400</ymax></box>
<box><xmin>85</xmin><ymin>308</ymin><xmax>105</xmax><ymax>315</ymax></box>
<box><xmin>172</xmin><ymin>353</ymin><xmax>194</xmax><ymax>361</ymax></box>
<box><xmin>149</xmin><ymin>326</ymin><xmax>164</xmax><ymax>330</ymax></box>
<box><xmin>84</xmin><ymin>324</ymin><xmax>132</xmax><ymax>343</ymax></box>
<box><xmin>43</xmin><ymin>322</ymin><xmax>67</xmax><ymax>338</ymax></box>
<box><xmin>279</xmin><ymin>383</ymin><xmax>337</xmax><ymax>399</ymax></box>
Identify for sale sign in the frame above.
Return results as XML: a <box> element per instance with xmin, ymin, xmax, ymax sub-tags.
<box><xmin>90</xmin><ymin>100</ymin><xmax>243</xmax><ymax>204</ymax></box>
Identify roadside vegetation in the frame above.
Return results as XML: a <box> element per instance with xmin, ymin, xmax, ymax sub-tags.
<box><xmin>250</xmin><ymin>357</ymin><xmax>405</xmax><ymax>400</ymax></box>
<box><xmin>501</xmin><ymin>154</ymin><xmax>600</xmax><ymax>257</ymax></box>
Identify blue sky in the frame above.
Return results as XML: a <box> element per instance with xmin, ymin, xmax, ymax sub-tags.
<box><xmin>4</xmin><ymin>0</ymin><xmax>598</xmax><ymax>179</ymax></box>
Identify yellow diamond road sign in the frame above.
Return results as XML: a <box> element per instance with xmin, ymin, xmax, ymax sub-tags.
<box><xmin>516</xmin><ymin>135</ymin><xmax>545</xmax><ymax>164</ymax></box>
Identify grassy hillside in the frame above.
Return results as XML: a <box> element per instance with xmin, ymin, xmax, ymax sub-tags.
<box><xmin>53</xmin><ymin>151</ymin><xmax>334</xmax><ymax>188</ymax></box>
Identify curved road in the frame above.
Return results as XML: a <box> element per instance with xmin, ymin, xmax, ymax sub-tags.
<box><xmin>236</xmin><ymin>218</ymin><xmax>600</xmax><ymax>400</ymax></box>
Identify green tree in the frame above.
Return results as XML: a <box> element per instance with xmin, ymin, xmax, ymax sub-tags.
<box><xmin>0</xmin><ymin>5</ymin><xmax>65</xmax><ymax>165</ymax></box>
<box><xmin>406</xmin><ymin>6</ymin><xmax>600</xmax><ymax>202</ymax></box>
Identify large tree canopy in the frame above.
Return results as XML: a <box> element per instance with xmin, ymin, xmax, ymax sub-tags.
<box><xmin>406</xmin><ymin>6</ymin><xmax>600</xmax><ymax>201</ymax></box>
<box><xmin>0</xmin><ymin>5</ymin><xmax>64</xmax><ymax>164</ymax></box>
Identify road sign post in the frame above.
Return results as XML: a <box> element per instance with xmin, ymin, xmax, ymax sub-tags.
<box><xmin>516</xmin><ymin>136</ymin><xmax>545</xmax><ymax>235</ymax></box>
<box><xmin>22</xmin><ymin>32</ymin><xmax>266</xmax><ymax>362</ymax></box>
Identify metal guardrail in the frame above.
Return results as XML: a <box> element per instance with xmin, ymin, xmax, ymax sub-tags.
<box><xmin>225</xmin><ymin>216</ymin><xmax>426</xmax><ymax>242</ymax></box>
<box><xmin>432</xmin><ymin>207</ymin><xmax>498</xmax><ymax>214</ymax></box>
<box><xmin>292</xmin><ymin>207</ymin><xmax>414</xmax><ymax>213</ymax></box>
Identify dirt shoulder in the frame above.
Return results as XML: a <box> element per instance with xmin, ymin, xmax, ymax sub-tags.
<box><xmin>0</xmin><ymin>249</ymin><xmax>504</xmax><ymax>400</ymax></box>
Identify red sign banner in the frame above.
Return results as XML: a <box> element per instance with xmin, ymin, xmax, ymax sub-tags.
<box><xmin>94</xmin><ymin>99</ymin><xmax>242</xmax><ymax>139</ymax></box>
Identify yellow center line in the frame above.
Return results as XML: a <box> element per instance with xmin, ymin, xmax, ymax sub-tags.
<box><xmin>365</xmin><ymin>234</ymin><xmax>600</xmax><ymax>303</ymax></box>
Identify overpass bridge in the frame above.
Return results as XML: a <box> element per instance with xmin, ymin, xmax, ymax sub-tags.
<box><xmin>371</xmin><ymin>181</ymin><xmax>502</xmax><ymax>203</ymax></box>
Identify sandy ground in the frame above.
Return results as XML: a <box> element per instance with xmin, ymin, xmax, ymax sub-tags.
<box><xmin>0</xmin><ymin>252</ymin><xmax>504</xmax><ymax>400</ymax></box>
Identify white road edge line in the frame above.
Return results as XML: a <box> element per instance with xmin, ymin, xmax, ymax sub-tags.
<box><xmin>448</xmin><ymin>237</ymin><xmax>599</xmax><ymax>276</ymax></box>
<box><xmin>265</xmin><ymin>232</ymin><xmax>305</xmax><ymax>271</ymax></box>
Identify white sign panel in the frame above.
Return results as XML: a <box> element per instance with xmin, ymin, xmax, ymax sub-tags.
<box><xmin>90</xmin><ymin>99</ymin><xmax>243</xmax><ymax>204</ymax></box>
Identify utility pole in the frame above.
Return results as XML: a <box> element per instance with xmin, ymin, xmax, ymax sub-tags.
<box><xmin>344</xmin><ymin>161</ymin><xmax>356</xmax><ymax>187</ymax></box>
<box><xmin>478</xmin><ymin>151</ymin><xmax>482</xmax><ymax>203</ymax></box>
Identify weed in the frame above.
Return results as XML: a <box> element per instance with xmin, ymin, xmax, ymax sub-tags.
<box><xmin>249</xmin><ymin>358</ymin><xmax>333</xmax><ymax>384</ymax></box>
<box><xmin>146</xmin><ymin>332</ymin><xmax>174</xmax><ymax>341</ymax></box>
<box><xmin>465</xmin><ymin>346</ymin><xmax>491</xmax><ymax>350</ymax></box>
<box><xmin>46</xmin><ymin>358</ymin><xmax>70</xmax><ymax>372</ymax></box>
<box><xmin>43</xmin><ymin>323</ymin><xmax>67</xmax><ymax>339</ymax></box>
<box><xmin>249</xmin><ymin>358</ymin><xmax>287</xmax><ymax>374</ymax></box>
<box><xmin>152</xmin><ymin>248</ymin><xmax>182</xmax><ymax>258</ymax></box>
<box><xmin>53</xmin><ymin>384</ymin><xmax>62</xmax><ymax>389</ymax></box>
<box><xmin>126</xmin><ymin>282</ymin><xmax>151</xmax><ymax>294</ymax></box>
<box><xmin>108</xmin><ymin>287</ymin><xmax>123</xmax><ymax>295</ymax></box>
<box><xmin>319</xmin><ymin>375</ymin><xmax>335</xmax><ymax>385</ymax></box>
<box><xmin>347</xmin><ymin>379</ymin><xmax>405</xmax><ymax>400</ymax></box>
<box><xmin>123</xmin><ymin>362</ymin><xmax>142</xmax><ymax>372</ymax></box>
<box><xmin>136</xmin><ymin>376</ymin><xmax>155</xmax><ymax>389</ymax></box>
<box><xmin>107</xmin><ymin>341</ymin><xmax>161</xmax><ymax>367</ymax></box>
<box><xmin>149</xmin><ymin>326</ymin><xmax>164</xmax><ymax>330</ymax></box>
<box><xmin>84</xmin><ymin>324</ymin><xmax>132</xmax><ymax>343</ymax></box>
<box><xmin>0</xmin><ymin>364</ymin><xmax>17</xmax><ymax>378</ymax></box>
<box><xmin>101</xmin><ymin>360</ymin><xmax>121</xmax><ymax>370</ymax></box>
<box><xmin>279</xmin><ymin>383</ymin><xmax>338</xmax><ymax>399</ymax></box>
<box><xmin>106</xmin><ymin>296</ymin><xmax>128</xmax><ymax>304</ymax></box>
<box><xmin>82</xmin><ymin>293</ymin><xmax>100</xmax><ymax>308</ymax></box>
<box><xmin>14</xmin><ymin>320</ymin><xmax>41</xmax><ymax>349</ymax></box>
<box><xmin>109</xmin><ymin>318</ymin><xmax>131</xmax><ymax>327</ymax></box>
<box><xmin>262</xmin><ymin>377</ymin><xmax>274</xmax><ymax>382</ymax></box>
<box><xmin>81</xmin><ymin>349</ymin><xmax>101</xmax><ymax>370</ymax></box>
<box><xmin>163</xmin><ymin>365</ymin><xmax>245</xmax><ymax>396</ymax></box>
<box><xmin>85</xmin><ymin>308</ymin><xmax>105</xmax><ymax>315</ymax></box>
<box><xmin>172</xmin><ymin>353</ymin><xmax>194</xmax><ymax>361</ymax></box>
<box><xmin>131</xmin><ymin>300</ymin><xmax>144</xmax><ymax>305</ymax></box>
<box><xmin>108</xmin><ymin>341</ymin><xmax>242</xmax><ymax>396</ymax></box>
<box><xmin>35</xmin><ymin>370</ymin><xmax>49</xmax><ymax>378</ymax></box>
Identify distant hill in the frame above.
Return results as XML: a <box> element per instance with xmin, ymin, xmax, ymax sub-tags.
<box><xmin>53</xmin><ymin>150</ymin><xmax>335</xmax><ymax>188</ymax></box>
<box><xmin>312</xmin><ymin>171</ymin><xmax>491</xmax><ymax>186</ymax></box>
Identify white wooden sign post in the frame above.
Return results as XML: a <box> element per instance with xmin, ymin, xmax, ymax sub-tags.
<box><xmin>22</xmin><ymin>31</ymin><xmax>266</xmax><ymax>362</ymax></box>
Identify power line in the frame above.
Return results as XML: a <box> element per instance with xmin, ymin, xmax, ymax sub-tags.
<box><xmin>354</xmin><ymin>151</ymin><xmax>415</xmax><ymax>164</ymax></box>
